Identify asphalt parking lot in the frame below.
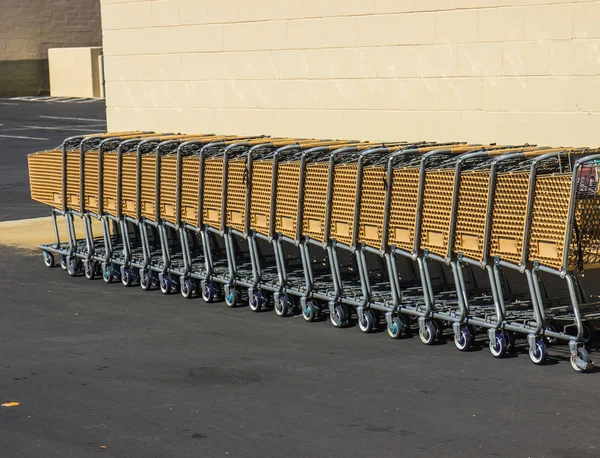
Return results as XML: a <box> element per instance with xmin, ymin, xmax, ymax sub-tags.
<box><xmin>1</xmin><ymin>100</ymin><xmax>599</xmax><ymax>457</ymax></box>
<box><xmin>0</xmin><ymin>246</ymin><xmax>599</xmax><ymax>457</ymax></box>
<box><xmin>0</xmin><ymin>97</ymin><xmax>107</xmax><ymax>222</ymax></box>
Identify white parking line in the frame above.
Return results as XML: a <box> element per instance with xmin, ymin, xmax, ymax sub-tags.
<box><xmin>21</xmin><ymin>125</ymin><xmax>106</xmax><ymax>131</ymax></box>
<box><xmin>39</xmin><ymin>115</ymin><xmax>106</xmax><ymax>122</ymax></box>
<box><xmin>0</xmin><ymin>134</ymin><xmax>50</xmax><ymax>141</ymax></box>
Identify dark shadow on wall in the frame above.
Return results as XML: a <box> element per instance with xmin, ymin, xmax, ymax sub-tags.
<box><xmin>0</xmin><ymin>59</ymin><xmax>49</xmax><ymax>96</ymax></box>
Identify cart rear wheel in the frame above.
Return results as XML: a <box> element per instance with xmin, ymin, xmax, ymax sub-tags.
<box><xmin>225</xmin><ymin>287</ymin><xmax>239</xmax><ymax>307</ymax></box>
<box><xmin>358</xmin><ymin>309</ymin><xmax>375</xmax><ymax>333</ymax></box>
<box><xmin>489</xmin><ymin>333</ymin><xmax>508</xmax><ymax>358</ymax></box>
<box><xmin>570</xmin><ymin>346</ymin><xmax>592</xmax><ymax>373</ymax></box>
<box><xmin>139</xmin><ymin>269</ymin><xmax>151</xmax><ymax>291</ymax></box>
<box><xmin>159</xmin><ymin>273</ymin><xmax>172</xmax><ymax>295</ymax></box>
<box><xmin>419</xmin><ymin>320</ymin><xmax>437</xmax><ymax>345</ymax></box>
<box><xmin>181</xmin><ymin>278</ymin><xmax>194</xmax><ymax>299</ymax></box>
<box><xmin>387</xmin><ymin>315</ymin><xmax>407</xmax><ymax>339</ymax></box>
<box><xmin>528</xmin><ymin>339</ymin><xmax>547</xmax><ymax>366</ymax></box>
<box><xmin>84</xmin><ymin>260</ymin><xmax>95</xmax><ymax>280</ymax></box>
<box><xmin>102</xmin><ymin>264</ymin><xmax>114</xmax><ymax>283</ymax></box>
<box><xmin>330</xmin><ymin>304</ymin><xmax>348</xmax><ymax>328</ymax></box>
<box><xmin>454</xmin><ymin>325</ymin><xmax>472</xmax><ymax>352</ymax></box>
<box><xmin>121</xmin><ymin>267</ymin><xmax>133</xmax><ymax>287</ymax></box>
<box><xmin>249</xmin><ymin>291</ymin><xmax>264</xmax><ymax>312</ymax></box>
<box><xmin>42</xmin><ymin>251</ymin><xmax>55</xmax><ymax>268</ymax></box>
<box><xmin>275</xmin><ymin>294</ymin><xmax>292</xmax><ymax>317</ymax></box>
<box><xmin>302</xmin><ymin>300</ymin><xmax>317</xmax><ymax>322</ymax></box>
<box><xmin>66</xmin><ymin>257</ymin><xmax>79</xmax><ymax>276</ymax></box>
<box><xmin>202</xmin><ymin>282</ymin><xmax>216</xmax><ymax>303</ymax></box>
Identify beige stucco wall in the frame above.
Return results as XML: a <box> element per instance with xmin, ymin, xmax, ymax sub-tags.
<box><xmin>101</xmin><ymin>0</ymin><xmax>600</xmax><ymax>146</ymax></box>
<box><xmin>0</xmin><ymin>0</ymin><xmax>102</xmax><ymax>96</ymax></box>
<box><xmin>49</xmin><ymin>47</ymin><xmax>103</xmax><ymax>97</ymax></box>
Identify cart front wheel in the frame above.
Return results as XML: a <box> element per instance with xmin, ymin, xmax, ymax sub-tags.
<box><xmin>570</xmin><ymin>346</ymin><xmax>592</xmax><ymax>373</ymax></box>
<box><xmin>42</xmin><ymin>251</ymin><xmax>55</xmax><ymax>268</ymax></box>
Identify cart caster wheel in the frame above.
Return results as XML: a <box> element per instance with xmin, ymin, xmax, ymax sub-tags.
<box><xmin>249</xmin><ymin>291</ymin><xmax>265</xmax><ymax>312</ymax></box>
<box><xmin>302</xmin><ymin>300</ymin><xmax>317</xmax><ymax>322</ymax></box>
<box><xmin>225</xmin><ymin>287</ymin><xmax>239</xmax><ymax>308</ymax></box>
<box><xmin>358</xmin><ymin>309</ymin><xmax>376</xmax><ymax>333</ymax></box>
<box><xmin>434</xmin><ymin>320</ymin><xmax>444</xmax><ymax>340</ymax></box>
<box><xmin>202</xmin><ymin>282</ymin><xmax>217</xmax><ymax>303</ymax></box>
<box><xmin>419</xmin><ymin>320</ymin><xmax>437</xmax><ymax>345</ymax></box>
<box><xmin>387</xmin><ymin>315</ymin><xmax>407</xmax><ymax>339</ymax></box>
<box><xmin>529</xmin><ymin>338</ymin><xmax>548</xmax><ymax>366</ymax></box>
<box><xmin>275</xmin><ymin>294</ymin><xmax>293</xmax><ymax>317</ymax></box>
<box><xmin>489</xmin><ymin>332</ymin><xmax>508</xmax><ymax>358</ymax></box>
<box><xmin>60</xmin><ymin>254</ymin><xmax>68</xmax><ymax>270</ymax></box>
<box><xmin>181</xmin><ymin>278</ymin><xmax>194</xmax><ymax>299</ymax></box>
<box><xmin>121</xmin><ymin>267</ymin><xmax>133</xmax><ymax>287</ymax></box>
<box><xmin>454</xmin><ymin>325</ymin><xmax>472</xmax><ymax>352</ymax></box>
<box><xmin>102</xmin><ymin>264</ymin><xmax>114</xmax><ymax>283</ymax></box>
<box><xmin>139</xmin><ymin>269</ymin><xmax>151</xmax><ymax>290</ymax></box>
<box><xmin>42</xmin><ymin>251</ymin><xmax>55</xmax><ymax>268</ymax></box>
<box><xmin>66</xmin><ymin>257</ymin><xmax>79</xmax><ymax>276</ymax></box>
<box><xmin>330</xmin><ymin>304</ymin><xmax>348</xmax><ymax>328</ymax></box>
<box><xmin>570</xmin><ymin>346</ymin><xmax>592</xmax><ymax>373</ymax></box>
<box><xmin>84</xmin><ymin>260</ymin><xmax>96</xmax><ymax>280</ymax></box>
<box><xmin>159</xmin><ymin>273</ymin><xmax>171</xmax><ymax>295</ymax></box>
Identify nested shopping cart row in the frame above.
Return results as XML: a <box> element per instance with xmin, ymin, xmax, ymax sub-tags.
<box><xmin>28</xmin><ymin>132</ymin><xmax>600</xmax><ymax>372</ymax></box>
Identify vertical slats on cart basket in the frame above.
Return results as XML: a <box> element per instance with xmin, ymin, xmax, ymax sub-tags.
<box><xmin>103</xmin><ymin>152</ymin><xmax>119</xmax><ymax>214</ymax></box>
<box><xmin>160</xmin><ymin>155</ymin><xmax>178</xmax><ymax>224</ymax></box>
<box><xmin>225</xmin><ymin>158</ymin><xmax>247</xmax><ymax>232</ymax></box>
<box><xmin>388</xmin><ymin>167</ymin><xmax>420</xmax><ymax>252</ymax></box>
<box><xmin>275</xmin><ymin>161</ymin><xmax>301</xmax><ymax>239</ymax></box>
<box><xmin>527</xmin><ymin>174</ymin><xmax>572</xmax><ymax>270</ymax></box>
<box><xmin>453</xmin><ymin>171</ymin><xmax>491</xmax><ymax>260</ymax></box>
<box><xmin>66</xmin><ymin>150</ymin><xmax>81</xmax><ymax>209</ymax></box>
<box><xmin>83</xmin><ymin>150</ymin><xmax>99</xmax><ymax>214</ymax></box>
<box><xmin>250</xmin><ymin>160</ymin><xmax>274</xmax><ymax>235</ymax></box>
<box><xmin>140</xmin><ymin>154</ymin><xmax>156</xmax><ymax>220</ymax></box>
<box><xmin>120</xmin><ymin>153</ymin><xmax>137</xmax><ymax>217</ymax></box>
<box><xmin>203</xmin><ymin>157</ymin><xmax>223</xmax><ymax>227</ymax></box>
<box><xmin>28</xmin><ymin>150</ymin><xmax>63</xmax><ymax>207</ymax></box>
<box><xmin>358</xmin><ymin>165</ymin><xmax>386</xmax><ymax>249</ymax></box>
<box><xmin>180</xmin><ymin>156</ymin><xmax>200</xmax><ymax>225</ymax></box>
<box><xmin>420</xmin><ymin>170</ymin><xmax>454</xmax><ymax>256</ymax></box>
<box><xmin>489</xmin><ymin>171</ymin><xmax>529</xmax><ymax>265</ymax></box>
<box><xmin>302</xmin><ymin>162</ymin><xmax>330</xmax><ymax>241</ymax></box>
<box><xmin>568</xmin><ymin>179</ymin><xmax>600</xmax><ymax>270</ymax></box>
<box><xmin>330</xmin><ymin>164</ymin><xmax>358</xmax><ymax>246</ymax></box>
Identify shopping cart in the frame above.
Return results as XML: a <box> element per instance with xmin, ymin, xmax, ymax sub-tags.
<box><xmin>31</xmin><ymin>132</ymin><xmax>152</xmax><ymax>275</ymax></box>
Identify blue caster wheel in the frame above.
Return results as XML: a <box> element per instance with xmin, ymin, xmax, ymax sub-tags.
<box><xmin>419</xmin><ymin>320</ymin><xmax>437</xmax><ymax>345</ymax></box>
<box><xmin>454</xmin><ymin>325</ymin><xmax>473</xmax><ymax>352</ymax></box>
<box><xmin>529</xmin><ymin>338</ymin><xmax>548</xmax><ymax>366</ymax></box>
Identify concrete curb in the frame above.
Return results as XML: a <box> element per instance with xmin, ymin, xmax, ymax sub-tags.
<box><xmin>0</xmin><ymin>215</ymin><xmax>103</xmax><ymax>250</ymax></box>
